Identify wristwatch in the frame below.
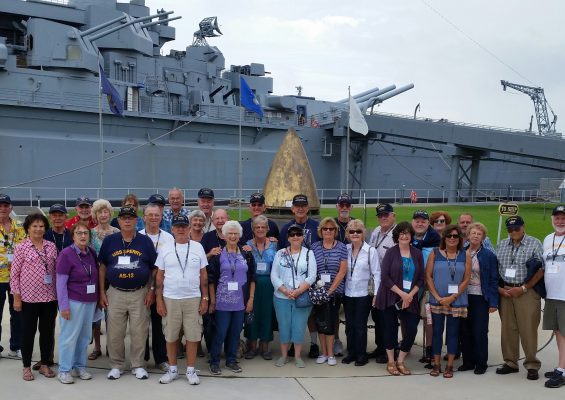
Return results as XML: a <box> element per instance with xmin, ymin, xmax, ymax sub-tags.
<box><xmin>150</xmin><ymin>286</ymin><xmax>155</xmax><ymax>291</ymax></box>
<box><xmin>202</xmin><ymin>296</ymin><xmax>210</xmax><ymax>301</ymax></box>
<box><xmin>521</xmin><ymin>285</ymin><xmax>528</xmax><ymax>293</ymax></box>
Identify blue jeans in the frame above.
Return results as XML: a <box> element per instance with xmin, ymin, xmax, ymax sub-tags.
<box><xmin>210</xmin><ymin>310</ymin><xmax>244</xmax><ymax>365</ymax></box>
<box><xmin>0</xmin><ymin>282</ymin><xmax>21</xmax><ymax>352</ymax></box>
<box><xmin>273</xmin><ymin>296</ymin><xmax>311</xmax><ymax>344</ymax></box>
<box><xmin>432</xmin><ymin>312</ymin><xmax>461</xmax><ymax>356</ymax></box>
<box><xmin>58</xmin><ymin>300</ymin><xmax>96</xmax><ymax>373</ymax></box>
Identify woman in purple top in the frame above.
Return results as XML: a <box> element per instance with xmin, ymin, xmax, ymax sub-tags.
<box><xmin>207</xmin><ymin>221</ymin><xmax>256</xmax><ymax>375</ymax></box>
<box><xmin>310</xmin><ymin>217</ymin><xmax>347</xmax><ymax>366</ymax></box>
<box><xmin>56</xmin><ymin>221</ymin><xmax>99</xmax><ymax>384</ymax></box>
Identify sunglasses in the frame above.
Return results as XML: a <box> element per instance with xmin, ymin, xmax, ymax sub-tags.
<box><xmin>445</xmin><ymin>234</ymin><xmax>460</xmax><ymax>239</ymax></box>
<box><xmin>288</xmin><ymin>232</ymin><xmax>303</xmax><ymax>237</ymax></box>
<box><xmin>322</xmin><ymin>227</ymin><xmax>336</xmax><ymax>231</ymax></box>
<box><xmin>348</xmin><ymin>230</ymin><xmax>363</xmax><ymax>235</ymax></box>
<box><xmin>507</xmin><ymin>227</ymin><xmax>521</xmax><ymax>233</ymax></box>
<box><xmin>435</xmin><ymin>219</ymin><xmax>446</xmax><ymax>224</ymax></box>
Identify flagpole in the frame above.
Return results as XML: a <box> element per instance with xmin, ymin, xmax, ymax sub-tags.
<box><xmin>99</xmin><ymin>59</ymin><xmax>104</xmax><ymax>198</ymax></box>
<box><xmin>238</xmin><ymin>106</ymin><xmax>243</xmax><ymax>220</ymax></box>
<box><xmin>346</xmin><ymin>86</ymin><xmax>351</xmax><ymax>194</ymax></box>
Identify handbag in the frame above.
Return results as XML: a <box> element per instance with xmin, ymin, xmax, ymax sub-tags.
<box><xmin>288</xmin><ymin>248</ymin><xmax>313</xmax><ymax>308</ymax></box>
<box><xmin>367</xmin><ymin>247</ymin><xmax>375</xmax><ymax>296</ymax></box>
<box><xmin>525</xmin><ymin>253</ymin><xmax>546</xmax><ymax>298</ymax></box>
<box><xmin>309</xmin><ymin>283</ymin><xmax>329</xmax><ymax>305</ymax></box>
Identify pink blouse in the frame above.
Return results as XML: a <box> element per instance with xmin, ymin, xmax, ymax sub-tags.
<box><xmin>10</xmin><ymin>238</ymin><xmax>57</xmax><ymax>303</ymax></box>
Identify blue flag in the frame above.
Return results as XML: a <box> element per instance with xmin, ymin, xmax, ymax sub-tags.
<box><xmin>240</xmin><ymin>76</ymin><xmax>263</xmax><ymax>118</ymax></box>
<box><xmin>99</xmin><ymin>64</ymin><xmax>124</xmax><ymax>116</ymax></box>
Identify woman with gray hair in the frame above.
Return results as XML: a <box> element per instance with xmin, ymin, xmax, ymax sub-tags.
<box><xmin>188</xmin><ymin>210</ymin><xmax>206</xmax><ymax>242</ymax></box>
<box><xmin>207</xmin><ymin>221</ymin><xmax>256</xmax><ymax>375</ymax></box>
<box><xmin>244</xmin><ymin>215</ymin><xmax>278</xmax><ymax>360</ymax></box>
<box><xmin>88</xmin><ymin>199</ymin><xmax>118</xmax><ymax>361</ymax></box>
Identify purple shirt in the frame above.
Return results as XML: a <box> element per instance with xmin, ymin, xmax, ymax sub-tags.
<box><xmin>215</xmin><ymin>249</ymin><xmax>248</xmax><ymax>312</ymax></box>
<box><xmin>56</xmin><ymin>244</ymin><xmax>99</xmax><ymax>310</ymax></box>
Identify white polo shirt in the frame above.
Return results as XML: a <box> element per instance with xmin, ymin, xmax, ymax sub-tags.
<box><xmin>543</xmin><ymin>232</ymin><xmax>565</xmax><ymax>301</ymax></box>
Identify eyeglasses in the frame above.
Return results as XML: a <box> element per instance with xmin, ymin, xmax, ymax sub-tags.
<box><xmin>75</xmin><ymin>231</ymin><xmax>90</xmax><ymax>236</ymax></box>
<box><xmin>338</xmin><ymin>203</ymin><xmax>351</xmax><ymax>208</ymax></box>
<box><xmin>288</xmin><ymin>232</ymin><xmax>303</xmax><ymax>237</ymax></box>
<box><xmin>377</xmin><ymin>213</ymin><xmax>390</xmax><ymax>218</ymax></box>
<box><xmin>322</xmin><ymin>227</ymin><xmax>336</xmax><ymax>232</ymax></box>
<box><xmin>435</xmin><ymin>219</ymin><xmax>446</xmax><ymax>224</ymax></box>
<box><xmin>348</xmin><ymin>230</ymin><xmax>363</xmax><ymax>235</ymax></box>
<box><xmin>445</xmin><ymin>234</ymin><xmax>460</xmax><ymax>239</ymax></box>
<box><xmin>507</xmin><ymin>227</ymin><xmax>521</xmax><ymax>233</ymax></box>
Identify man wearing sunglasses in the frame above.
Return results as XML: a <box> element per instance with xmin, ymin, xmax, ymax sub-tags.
<box><xmin>496</xmin><ymin>216</ymin><xmax>543</xmax><ymax>381</ymax></box>
<box><xmin>334</xmin><ymin>194</ymin><xmax>353</xmax><ymax>245</ymax></box>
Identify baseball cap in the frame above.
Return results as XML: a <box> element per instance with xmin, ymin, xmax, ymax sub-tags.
<box><xmin>505</xmin><ymin>216</ymin><xmax>525</xmax><ymax>228</ymax></box>
<box><xmin>287</xmin><ymin>224</ymin><xmax>304</xmax><ymax>235</ymax></box>
<box><xmin>336</xmin><ymin>193</ymin><xmax>352</xmax><ymax>205</ymax></box>
<box><xmin>198</xmin><ymin>188</ymin><xmax>215</xmax><ymax>199</ymax></box>
<box><xmin>292</xmin><ymin>194</ymin><xmax>308</xmax><ymax>206</ymax></box>
<box><xmin>148</xmin><ymin>194</ymin><xmax>166</xmax><ymax>206</ymax></box>
<box><xmin>118</xmin><ymin>206</ymin><xmax>137</xmax><ymax>217</ymax></box>
<box><xmin>172</xmin><ymin>214</ymin><xmax>190</xmax><ymax>226</ymax></box>
<box><xmin>0</xmin><ymin>194</ymin><xmax>11</xmax><ymax>205</ymax></box>
<box><xmin>76</xmin><ymin>196</ymin><xmax>92</xmax><ymax>207</ymax></box>
<box><xmin>49</xmin><ymin>204</ymin><xmax>67</xmax><ymax>214</ymax></box>
<box><xmin>249</xmin><ymin>193</ymin><xmax>265</xmax><ymax>204</ymax></box>
<box><xmin>552</xmin><ymin>205</ymin><xmax>565</xmax><ymax>216</ymax></box>
<box><xmin>376</xmin><ymin>203</ymin><xmax>394</xmax><ymax>216</ymax></box>
<box><xmin>412</xmin><ymin>210</ymin><xmax>429</xmax><ymax>220</ymax></box>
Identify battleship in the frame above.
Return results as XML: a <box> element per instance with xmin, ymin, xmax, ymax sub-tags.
<box><xmin>0</xmin><ymin>0</ymin><xmax>564</xmax><ymax>205</ymax></box>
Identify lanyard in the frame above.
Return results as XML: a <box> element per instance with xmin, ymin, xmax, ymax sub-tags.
<box><xmin>174</xmin><ymin>241</ymin><xmax>190</xmax><ymax>278</ymax></box>
<box><xmin>336</xmin><ymin>219</ymin><xmax>349</xmax><ymax>243</ymax></box>
<box><xmin>32</xmin><ymin>243</ymin><xmax>50</xmax><ymax>273</ymax></box>
<box><xmin>122</xmin><ymin>233</ymin><xmax>136</xmax><ymax>251</ymax></box>
<box><xmin>284</xmin><ymin>247</ymin><xmax>301</xmax><ymax>276</ymax></box>
<box><xmin>402</xmin><ymin>257</ymin><xmax>412</xmax><ymax>276</ymax></box>
<box><xmin>374</xmin><ymin>224</ymin><xmax>395</xmax><ymax>249</ymax></box>
<box><xmin>226</xmin><ymin>249</ymin><xmax>239</xmax><ymax>278</ymax></box>
<box><xmin>322</xmin><ymin>241</ymin><xmax>336</xmax><ymax>273</ymax></box>
<box><xmin>552</xmin><ymin>234</ymin><xmax>565</xmax><ymax>263</ymax></box>
<box><xmin>510</xmin><ymin>241</ymin><xmax>522</xmax><ymax>265</ymax></box>
<box><xmin>251</xmin><ymin>239</ymin><xmax>266</xmax><ymax>261</ymax></box>
<box><xmin>75</xmin><ymin>247</ymin><xmax>92</xmax><ymax>283</ymax></box>
<box><xmin>446</xmin><ymin>250</ymin><xmax>459</xmax><ymax>281</ymax></box>
<box><xmin>215</xmin><ymin>231</ymin><xmax>225</xmax><ymax>249</ymax></box>
<box><xmin>147</xmin><ymin>230</ymin><xmax>161</xmax><ymax>250</ymax></box>
<box><xmin>52</xmin><ymin>229</ymin><xmax>66</xmax><ymax>252</ymax></box>
<box><xmin>350</xmin><ymin>246</ymin><xmax>360</xmax><ymax>277</ymax></box>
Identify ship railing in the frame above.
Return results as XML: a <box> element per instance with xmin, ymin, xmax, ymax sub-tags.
<box><xmin>371</xmin><ymin>111</ymin><xmax>564</xmax><ymax>139</ymax></box>
<box><xmin>309</xmin><ymin>109</ymin><xmax>343</xmax><ymax>128</ymax></box>
<box><xmin>198</xmin><ymin>104</ymin><xmax>296</xmax><ymax>128</ymax></box>
<box><xmin>2</xmin><ymin>187</ymin><xmax>561</xmax><ymax>208</ymax></box>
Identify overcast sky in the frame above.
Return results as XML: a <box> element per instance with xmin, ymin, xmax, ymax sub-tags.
<box><xmin>145</xmin><ymin>0</ymin><xmax>564</xmax><ymax>132</ymax></box>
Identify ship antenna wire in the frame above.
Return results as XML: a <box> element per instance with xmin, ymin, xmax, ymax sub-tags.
<box><xmin>1</xmin><ymin>116</ymin><xmax>201</xmax><ymax>189</ymax></box>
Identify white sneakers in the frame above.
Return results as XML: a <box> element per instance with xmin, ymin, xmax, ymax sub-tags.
<box><xmin>316</xmin><ymin>355</ymin><xmax>337</xmax><ymax>365</ymax></box>
<box><xmin>8</xmin><ymin>349</ymin><xmax>22</xmax><ymax>359</ymax></box>
<box><xmin>71</xmin><ymin>367</ymin><xmax>92</xmax><ymax>380</ymax></box>
<box><xmin>159</xmin><ymin>369</ymin><xmax>200</xmax><ymax>385</ymax></box>
<box><xmin>328</xmin><ymin>356</ymin><xmax>337</xmax><ymax>366</ymax></box>
<box><xmin>58</xmin><ymin>372</ymin><xmax>74</xmax><ymax>384</ymax></box>
<box><xmin>107</xmin><ymin>368</ymin><xmax>123</xmax><ymax>380</ymax></box>
<box><xmin>132</xmin><ymin>368</ymin><xmax>149</xmax><ymax>380</ymax></box>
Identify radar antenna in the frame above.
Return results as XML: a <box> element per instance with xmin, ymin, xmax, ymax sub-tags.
<box><xmin>501</xmin><ymin>80</ymin><xmax>557</xmax><ymax>135</ymax></box>
<box><xmin>192</xmin><ymin>17</ymin><xmax>222</xmax><ymax>46</ymax></box>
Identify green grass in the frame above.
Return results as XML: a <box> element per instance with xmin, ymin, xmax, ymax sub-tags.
<box><xmin>228</xmin><ymin>203</ymin><xmax>556</xmax><ymax>243</ymax></box>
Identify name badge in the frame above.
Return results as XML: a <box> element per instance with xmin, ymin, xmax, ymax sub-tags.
<box><xmin>86</xmin><ymin>284</ymin><xmax>96</xmax><ymax>294</ymax></box>
<box><xmin>44</xmin><ymin>275</ymin><xmax>53</xmax><ymax>284</ymax></box>
<box><xmin>178</xmin><ymin>279</ymin><xmax>191</xmax><ymax>289</ymax></box>
<box><xmin>402</xmin><ymin>280</ymin><xmax>411</xmax><ymax>290</ymax></box>
<box><xmin>448</xmin><ymin>284</ymin><xmax>459</xmax><ymax>294</ymax></box>
<box><xmin>256</xmin><ymin>262</ymin><xmax>267</xmax><ymax>272</ymax></box>
<box><xmin>546</xmin><ymin>264</ymin><xmax>559</xmax><ymax>274</ymax></box>
<box><xmin>505</xmin><ymin>268</ymin><xmax>517</xmax><ymax>278</ymax></box>
<box><xmin>321</xmin><ymin>274</ymin><xmax>331</xmax><ymax>283</ymax></box>
<box><xmin>228</xmin><ymin>281</ymin><xmax>238</xmax><ymax>291</ymax></box>
<box><xmin>6</xmin><ymin>253</ymin><xmax>13</xmax><ymax>262</ymax></box>
<box><xmin>118</xmin><ymin>256</ymin><xmax>131</xmax><ymax>265</ymax></box>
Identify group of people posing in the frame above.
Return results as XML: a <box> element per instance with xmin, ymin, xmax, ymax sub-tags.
<box><xmin>0</xmin><ymin>189</ymin><xmax>563</xmax><ymax>390</ymax></box>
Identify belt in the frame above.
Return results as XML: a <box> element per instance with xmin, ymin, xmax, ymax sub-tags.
<box><xmin>503</xmin><ymin>282</ymin><xmax>523</xmax><ymax>288</ymax></box>
<box><xmin>111</xmin><ymin>285</ymin><xmax>145</xmax><ymax>292</ymax></box>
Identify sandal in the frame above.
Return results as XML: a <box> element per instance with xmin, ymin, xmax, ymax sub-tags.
<box><xmin>88</xmin><ymin>349</ymin><xmax>102</xmax><ymax>360</ymax></box>
<box><xmin>387</xmin><ymin>362</ymin><xmax>400</xmax><ymax>376</ymax></box>
<box><xmin>23</xmin><ymin>367</ymin><xmax>34</xmax><ymax>381</ymax></box>
<box><xmin>32</xmin><ymin>361</ymin><xmax>42</xmax><ymax>371</ymax></box>
<box><xmin>396</xmin><ymin>362</ymin><xmax>412</xmax><ymax>375</ymax></box>
<box><xmin>38</xmin><ymin>365</ymin><xmax>55</xmax><ymax>378</ymax></box>
<box><xmin>430</xmin><ymin>364</ymin><xmax>442</xmax><ymax>377</ymax></box>
<box><xmin>443</xmin><ymin>365</ymin><xmax>454</xmax><ymax>378</ymax></box>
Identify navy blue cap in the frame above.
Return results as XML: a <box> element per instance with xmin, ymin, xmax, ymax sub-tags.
<box><xmin>552</xmin><ymin>205</ymin><xmax>565</xmax><ymax>216</ymax></box>
<box><xmin>172</xmin><ymin>214</ymin><xmax>190</xmax><ymax>226</ymax></box>
<box><xmin>506</xmin><ymin>216</ymin><xmax>525</xmax><ymax>228</ymax></box>
<box><xmin>287</xmin><ymin>224</ymin><xmax>304</xmax><ymax>234</ymax></box>
<box><xmin>49</xmin><ymin>204</ymin><xmax>67</xmax><ymax>214</ymax></box>
<box><xmin>148</xmin><ymin>194</ymin><xmax>166</xmax><ymax>205</ymax></box>
<box><xmin>0</xmin><ymin>194</ymin><xmax>11</xmax><ymax>205</ymax></box>
<box><xmin>412</xmin><ymin>210</ymin><xmax>429</xmax><ymax>220</ymax></box>
<box><xmin>249</xmin><ymin>193</ymin><xmax>265</xmax><ymax>204</ymax></box>
<box><xmin>292</xmin><ymin>194</ymin><xmax>308</xmax><ymax>206</ymax></box>
<box><xmin>118</xmin><ymin>206</ymin><xmax>137</xmax><ymax>217</ymax></box>
<box><xmin>376</xmin><ymin>203</ymin><xmax>393</xmax><ymax>216</ymax></box>
<box><xmin>336</xmin><ymin>193</ymin><xmax>352</xmax><ymax>205</ymax></box>
<box><xmin>198</xmin><ymin>188</ymin><xmax>215</xmax><ymax>199</ymax></box>
<box><xmin>76</xmin><ymin>196</ymin><xmax>92</xmax><ymax>206</ymax></box>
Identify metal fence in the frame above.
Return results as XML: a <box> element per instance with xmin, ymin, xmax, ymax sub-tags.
<box><xmin>2</xmin><ymin>186</ymin><xmax>561</xmax><ymax>208</ymax></box>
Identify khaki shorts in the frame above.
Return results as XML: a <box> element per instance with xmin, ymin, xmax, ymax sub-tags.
<box><xmin>162</xmin><ymin>297</ymin><xmax>203</xmax><ymax>342</ymax></box>
<box><xmin>543</xmin><ymin>299</ymin><xmax>565</xmax><ymax>334</ymax></box>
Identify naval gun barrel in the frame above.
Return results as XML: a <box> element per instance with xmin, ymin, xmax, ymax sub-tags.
<box><xmin>88</xmin><ymin>11</ymin><xmax>175</xmax><ymax>41</ymax></box>
<box><xmin>356</xmin><ymin>85</ymin><xmax>397</xmax><ymax>108</ymax></box>
<box><xmin>363</xmin><ymin>84</ymin><xmax>415</xmax><ymax>110</ymax></box>
<box><xmin>337</xmin><ymin>86</ymin><xmax>380</xmax><ymax>103</ymax></box>
<box><xmin>80</xmin><ymin>15</ymin><xmax>127</xmax><ymax>37</ymax></box>
<box><xmin>140</xmin><ymin>16</ymin><xmax>182</xmax><ymax>29</ymax></box>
